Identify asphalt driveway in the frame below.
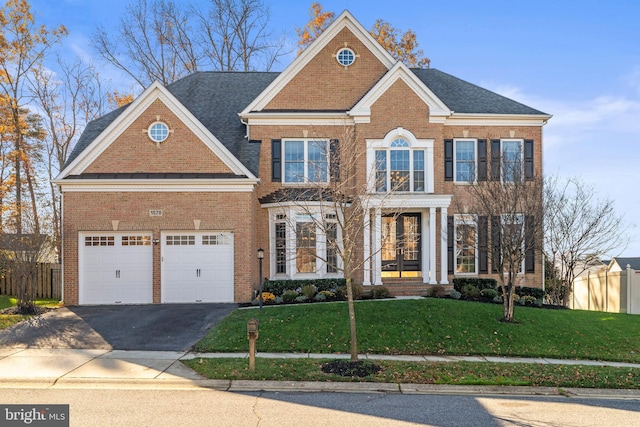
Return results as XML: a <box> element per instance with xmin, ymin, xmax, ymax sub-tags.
<box><xmin>0</xmin><ymin>304</ymin><xmax>237</xmax><ymax>351</ymax></box>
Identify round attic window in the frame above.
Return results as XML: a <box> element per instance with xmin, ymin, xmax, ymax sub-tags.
<box><xmin>148</xmin><ymin>122</ymin><xmax>169</xmax><ymax>143</ymax></box>
<box><xmin>336</xmin><ymin>48</ymin><xmax>355</xmax><ymax>67</ymax></box>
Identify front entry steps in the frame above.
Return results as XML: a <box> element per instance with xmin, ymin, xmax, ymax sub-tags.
<box><xmin>369</xmin><ymin>280</ymin><xmax>453</xmax><ymax>297</ymax></box>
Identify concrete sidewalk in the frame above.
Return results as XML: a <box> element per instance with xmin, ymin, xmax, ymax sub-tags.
<box><xmin>1</xmin><ymin>348</ymin><xmax>639</xmax><ymax>399</ymax></box>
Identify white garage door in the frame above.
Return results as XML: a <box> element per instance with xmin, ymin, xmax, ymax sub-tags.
<box><xmin>80</xmin><ymin>233</ymin><xmax>153</xmax><ymax>305</ymax></box>
<box><xmin>161</xmin><ymin>231</ymin><xmax>234</xmax><ymax>303</ymax></box>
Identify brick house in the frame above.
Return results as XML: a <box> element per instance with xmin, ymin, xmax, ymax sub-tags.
<box><xmin>55</xmin><ymin>11</ymin><xmax>550</xmax><ymax>305</ymax></box>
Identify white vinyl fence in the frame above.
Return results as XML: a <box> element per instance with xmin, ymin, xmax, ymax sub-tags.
<box><xmin>572</xmin><ymin>264</ymin><xmax>640</xmax><ymax>314</ymax></box>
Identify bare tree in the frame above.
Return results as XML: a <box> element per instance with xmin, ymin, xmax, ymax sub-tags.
<box><xmin>268</xmin><ymin>125</ymin><xmax>407</xmax><ymax>360</ymax></box>
<box><xmin>544</xmin><ymin>176</ymin><xmax>628</xmax><ymax>306</ymax></box>
<box><xmin>455</xmin><ymin>145</ymin><xmax>544</xmax><ymax>322</ymax></box>
<box><xmin>93</xmin><ymin>0</ymin><xmax>286</xmax><ymax>90</ymax></box>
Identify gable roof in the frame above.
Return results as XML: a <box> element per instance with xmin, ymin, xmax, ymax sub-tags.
<box><xmin>412</xmin><ymin>68</ymin><xmax>547</xmax><ymax>115</ymax></box>
<box><xmin>612</xmin><ymin>257</ymin><xmax>640</xmax><ymax>271</ymax></box>
<box><xmin>63</xmin><ymin>72</ymin><xmax>278</xmax><ymax>178</ymax></box>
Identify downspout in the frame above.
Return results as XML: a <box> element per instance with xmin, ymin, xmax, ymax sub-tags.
<box><xmin>627</xmin><ymin>264</ymin><xmax>632</xmax><ymax>314</ymax></box>
<box><xmin>60</xmin><ymin>193</ymin><xmax>64</xmax><ymax>304</ymax></box>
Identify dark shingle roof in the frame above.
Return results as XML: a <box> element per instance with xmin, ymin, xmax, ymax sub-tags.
<box><xmin>411</xmin><ymin>68</ymin><xmax>548</xmax><ymax>115</ymax></box>
<box><xmin>64</xmin><ymin>72</ymin><xmax>279</xmax><ymax>177</ymax></box>
<box><xmin>64</xmin><ymin>68</ymin><xmax>546</xmax><ymax>178</ymax></box>
<box><xmin>613</xmin><ymin>257</ymin><xmax>640</xmax><ymax>270</ymax></box>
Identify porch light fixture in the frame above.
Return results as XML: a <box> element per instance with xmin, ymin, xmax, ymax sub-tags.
<box><xmin>257</xmin><ymin>248</ymin><xmax>264</xmax><ymax>309</ymax></box>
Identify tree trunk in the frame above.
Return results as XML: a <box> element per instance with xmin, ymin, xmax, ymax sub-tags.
<box><xmin>25</xmin><ymin>162</ymin><xmax>40</xmax><ymax>234</ymax></box>
<box><xmin>345</xmin><ymin>276</ymin><xmax>358</xmax><ymax>361</ymax></box>
<box><xmin>502</xmin><ymin>280</ymin><xmax>516</xmax><ymax>322</ymax></box>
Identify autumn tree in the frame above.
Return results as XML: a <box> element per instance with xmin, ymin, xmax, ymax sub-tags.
<box><xmin>0</xmin><ymin>0</ymin><xmax>67</xmax><ymax>234</ymax></box>
<box><xmin>454</xmin><ymin>147</ymin><xmax>544</xmax><ymax>322</ymax></box>
<box><xmin>295</xmin><ymin>2</ymin><xmax>334</xmax><ymax>54</ymax></box>
<box><xmin>296</xmin><ymin>3</ymin><xmax>430</xmax><ymax>68</ymax></box>
<box><xmin>544</xmin><ymin>177</ymin><xmax>628</xmax><ymax>306</ymax></box>
<box><xmin>94</xmin><ymin>0</ymin><xmax>286</xmax><ymax>89</ymax></box>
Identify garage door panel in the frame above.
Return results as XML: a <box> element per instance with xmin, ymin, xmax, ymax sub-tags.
<box><xmin>162</xmin><ymin>232</ymin><xmax>234</xmax><ymax>303</ymax></box>
<box><xmin>80</xmin><ymin>233</ymin><xmax>152</xmax><ymax>305</ymax></box>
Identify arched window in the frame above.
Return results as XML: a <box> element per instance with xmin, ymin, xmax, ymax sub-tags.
<box><xmin>374</xmin><ymin>137</ymin><xmax>425</xmax><ymax>192</ymax></box>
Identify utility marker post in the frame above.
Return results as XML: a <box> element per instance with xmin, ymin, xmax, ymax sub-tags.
<box><xmin>247</xmin><ymin>318</ymin><xmax>259</xmax><ymax>370</ymax></box>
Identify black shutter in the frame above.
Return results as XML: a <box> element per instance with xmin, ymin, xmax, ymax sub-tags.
<box><xmin>490</xmin><ymin>139</ymin><xmax>501</xmax><ymax>181</ymax></box>
<box><xmin>478</xmin><ymin>216</ymin><xmax>488</xmax><ymax>274</ymax></box>
<box><xmin>524</xmin><ymin>139</ymin><xmax>534</xmax><ymax>181</ymax></box>
<box><xmin>491</xmin><ymin>216</ymin><xmax>501</xmax><ymax>273</ymax></box>
<box><xmin>444</xmin><ymin>139</ymin><xmax>453</xmax><ymax>181</ymax></box>
<box><xmin>477</xmin><ymin>139</ymin><xmax>487</xmax><ymax>182</ymax></box>
<box><xmin>330</xmin><ymin>139</ymin><xmax>340</xmax><ymax>182</ymax></box>
<box><xmin>447</xmin><ymin>216</ymin><xmax>454</xmax><ymax>274</ymax></box>
<box><xmin>271</xmin><ymin>139</ymin><xmax>281</xmax><ymax>182</ymax></box>
<box><xmin>525</xmin><ymin>215</ymin><xmax>535</xmax><ymax>273</ymax></box>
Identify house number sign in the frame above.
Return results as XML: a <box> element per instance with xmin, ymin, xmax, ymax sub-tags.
<box><xmin>149</xmin><ymin>210</ymin><xmax>163</xmax><ymax>217</ymax></box>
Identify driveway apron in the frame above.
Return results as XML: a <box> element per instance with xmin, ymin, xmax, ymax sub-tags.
<box><xmin>0</xmin><ymin>304</ymin><xmax>237</xmax><ymax>351</ymax></box>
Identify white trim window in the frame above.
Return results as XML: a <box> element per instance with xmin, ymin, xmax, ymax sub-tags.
<box><xmin>283</xmin><ymin>139</ymin><xmax>329</xmax><ymax>183</ymax></box>
<box><xmin>269</xmin><ymin>208</ymin><xmax>343</xmax><ymax>279</ymax></box>
<box><xmin>501</xmin><ymin>213</ymin><xmax>525</xmax><ymax>274</ymax></box>
<box><xmin>455</xmin><ymin>215</ymin><xmax>478</xmax><ymax>274</ymax></box>
<box><xmin>454</xmin><ymin>139</ymin><xmax>476</xmax><ymax>183</ymax></box>
<box><xmin>368</xmin><ymin>128</ymin><xmax>434</xmax><ymax>193</ymax></box>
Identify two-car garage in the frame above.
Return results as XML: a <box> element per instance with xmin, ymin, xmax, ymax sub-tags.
<box><xmin>79</xmin><ymin>231</ymin><xmax>234</xmax><ymax>305</ymax></box>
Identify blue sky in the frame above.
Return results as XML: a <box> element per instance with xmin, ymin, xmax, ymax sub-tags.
<box><xmin>30</xmin><ymin>0</ymin><xmax>640</xmax><ymax>256</ymax></box>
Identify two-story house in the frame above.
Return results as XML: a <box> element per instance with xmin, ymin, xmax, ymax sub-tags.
<box><xmin>55</xmin><ymin>11</ymin><xmax>550</xmax><ymax>305</ymax></box>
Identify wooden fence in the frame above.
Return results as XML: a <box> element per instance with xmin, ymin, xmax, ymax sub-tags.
<box><xmin>0</xmin><ymin>263</ymin><xmax>62</xmax><ymax>300</ymax></box>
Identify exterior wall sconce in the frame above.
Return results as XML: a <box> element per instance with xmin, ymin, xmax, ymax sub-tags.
<box><xmin>152</xmin><ymin>238</ymin><xmax>160</xmax><ymax>245</ymax></box>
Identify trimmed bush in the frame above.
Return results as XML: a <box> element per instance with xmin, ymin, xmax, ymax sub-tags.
<box><xmin>313</xmin><ymin>293</ymin><xmax>327</xmax><ymax>302</ymax></box>
<box><xmin>516</xmin><ymin>286</ymin><xmax>545</xmax><ymax>300</ymax></box>
<box><xmin>461</xmin><ymin>284</ymin><xmax>481</xmax><ymax>300</ymax></box>
<box><xmin>337</xmin><ymin>282</ymin><xmax>363</xmax><ymax>300</ymax></box>
<box><xmin>429</xmin><ymin>284</ymin><xmax>446</xmax><ymax>298</ymax></box>
<box><xmin>370</xmin><ymin>286</ymin><xmax>390</xmax><ymax>299</ymax></box>
<box><xmin>480</xmin><ymin>288</ymin><xmax>498</xmax><ymax>300</ymax></box>
<box><xmin>263</xmin><ymin>279</ymin><xmax>346</xmax><ymax>296</ymax></box>
<box><xmin>282</xmin><ymin>290</ymin><xmax>299</xmax><ymax>303</ymax></box>
<box><xmin>453</xmin><ymin>278</ymin><xmax>497</xmax><ymax>293</ymax></box>
<box><xmin>295</xmin><ymin>295</ymin><xmax>309</xmax><ymax>303</ymax></box>
<box><xmin>449</xmin><ymin>290</ymin><xmax>462</xmax><ymax>300</ymax></box>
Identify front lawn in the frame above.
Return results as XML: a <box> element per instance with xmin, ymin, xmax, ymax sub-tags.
<box><xmin>194</xmin><ymin>298</ymin><xmax>640</xmax><ymax>363</ymax></box>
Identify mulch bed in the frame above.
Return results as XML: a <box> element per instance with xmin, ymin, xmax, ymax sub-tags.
<box><xmin>321</xmin><ymin>360</ymin><xmax>382</xmax><ymax>377</ymax></box>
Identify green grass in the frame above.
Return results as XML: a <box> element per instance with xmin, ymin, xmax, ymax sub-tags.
<box><xmin>0</xmin><ymin>295</ymin><xmax>61</xmax><ymax>330</ymax></box>
<box><xmin>184</xmin><ymin>358</ymin><xmax>640</xmax><ymax>389</ymax></box>
<box><xmin>194</xmin><ymin>298</ymin><xmax>640</xmax><ymax>363</ymax></box>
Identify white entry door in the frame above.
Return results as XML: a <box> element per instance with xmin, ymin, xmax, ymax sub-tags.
<box><xmin>79</xmin><ymin>233</ymin><xmax>153</xmax><ymax>305</ymax></box>
<box><xmin>161</xmin><ymin>232</ymin><xmax>234</xmax><ymax>303</ymax></box>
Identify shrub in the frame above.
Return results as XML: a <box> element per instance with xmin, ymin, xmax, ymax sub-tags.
<box><xmin>480</xmin><ymin>288</ymin><xmax>498</xmax><ymax>300</ymax></box>
<box><xmin>313</xmin><ymin>293</ymin><xmax>327</xmax><ymax>302</ymax></box>
<box><xmin>516</xmin><ymin>286</ymin><xmax>545</xmax><ymax>300</ymax></box>
<box><xmin>461</xmin><ymin>284</ymin><xmax>481</xmax><ymax>300</ymax></box>
<box><xmin>301</xmin><ymin>284</ymin><xmax>317</xmax><ymax>299</ymax></box>
<box><xmin>453</xmin><ymin>278</ymin><xmax>497</xmax><ymax>293</ymax></box>
<box><xmin>371</xmin><ymin>286</ymin><xmax>390</xmax><ymax>299</ymax></box>
<box><xmin>449</xmin><ymin>290</ymin><xmax>462</xmax><ymax>300</ymax></box>
<box><xmin>318</xmin><ymin>290</ymin><xmax>336</xmax><ymax>301</ymax></box>
<box><xmin>263</xmin><ymin>279</ymin><xmax>347</xmax><ymax>296</ymax></box>
<box><xmin>429</xmin><ymin>284</ymin><xmax>445</xmax><ymax>298</ymax></box>
<box><xmin>492</xmin><ymin>295</ymin><xmax>503</xmax><ymax>304</ymax></box>
<box><xmin>261</xmin><ymin>292</ymin><xmax>275</xmax><ymax>303</ymax></box>
<box><xmin>295</xmin><ymin>295</ymin><xmax>308</xmax><ymax>303</ymax></box>
<box><xmin>282</xmin><ymin>290</ymin><xmax>299</xmax><ymax>303</ymax></box>
<box><xmin>337</xmin><ymin>282</ymin><xmax>363</xmax><ymax>300</ymax></box>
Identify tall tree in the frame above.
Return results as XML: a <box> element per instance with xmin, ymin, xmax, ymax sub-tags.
<box><xmin>454</xmin><ymin>146</ymin><xmax>544</xmax><ymax>322</ymax></box>
<box><xmin>94</xmin><ymin>0</ymin><xmax>286</xmax><ymax>89</ymax></box>
<box><xmin>295</xmin><ymin>2</ymin><xmax>334</xmax><ymax>54</ymax></box>
<box><xmin>296</xmin><ymin>3</ymin><xmax>430</xmax><ymax>68</ymax></box>
<box><xmin>0</xmin><ymin>0</ymin><xmax>67</xmax><ymax>234</ymax></box>
<box><xmin>544</xmin><ymin>177</ymin><xmax>628</xmax><ymax>306</ymax></box>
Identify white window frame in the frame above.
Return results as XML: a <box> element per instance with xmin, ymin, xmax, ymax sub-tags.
<box><xmin>501</xmin><ymin>139</ymin><xmax>523</xmax><ymax>183</ymax></box>
<box><xmin>454</xmin><ymin>214</ymin><xmax>478</xmax><ymax>275</ymax></box>
<box><xmin>268</xmin><ymin>206</ymin><xmax>343</xmax><ymax>280</ymax></box>
<box><xmin>453</xmin><ymin>139</ymin><xmax>477</xmax><ymax>184</ymax></box>
<box><xmin>282</xmin><ymin>139</ymin><xmax>330</xmax><ymax>184</ymax></box>
<box><xmin>366</xmin><ymin>128</ymin><xmax>434</xmax><ymax>194</ymax></box>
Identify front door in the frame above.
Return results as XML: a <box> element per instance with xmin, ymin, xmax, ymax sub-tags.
<box><xmin>381</xmin><ymin>213</ymin><xmax>421</xmax><ymax>276</ymax></box>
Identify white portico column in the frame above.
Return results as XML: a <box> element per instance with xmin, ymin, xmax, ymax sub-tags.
<box><xmin>363</xmin><ymin>208</ymin><xmax>371</xmax><ymax>286</ymax></box>
<box><xmin>440</xmin><ymin>207</ymin><xmax>449</xmax><ymax>284</ymax></box>
<box><xmin>421</xmin><ymin>210</ymin><xmax>429</xmax><ymax>284</ymax></box>
<box><xmin>429</xmin><ymin>208</ymin><xmax>437</xmax><ymax>284</ymax></box>
<box><xmin>373</xmin><ymin>208</ymin><xmax>383</xmax><ymax>285</ymax></box>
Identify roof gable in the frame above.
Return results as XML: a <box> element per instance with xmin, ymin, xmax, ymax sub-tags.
<box><xmin>58</xmin><ymin>80</ymin><xmax>261</xmax><ymax>180</ymax></box>
<box><xmin>611</xmin><ymin>257</ymin><xmax>640</xmax><ymax>271</ymax></box>
<box><xmin>349</xmin><ymin>62</ymin><xmax>451</xmax><ymax>123</ymax></box>
<box><xmin>241</xmin><ymin>10</ymin><xmax>395</xmax><ymax>115</ymax></box>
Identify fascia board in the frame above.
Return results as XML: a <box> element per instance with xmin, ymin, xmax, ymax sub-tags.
<box><xmin>55</xmin><ymin>178</ymin><xmax>258</xmax><ymax>193</ymax></box>
<box><xmin>240</xmin><ymin>10</ymin><xmax>395</xmax><ymax>115</ymax></box>
<box><xmin>444</xmin><ymin>113</ymin><xmax>553</xmax><ymax>126</ymax></box>
<box><xmin>240</xmin><ymin>111</ymin><xmax>354</xmax><ymax>126</ymax></box>
<box><xmin>59</xmin><ymin>81</ymin><xmax>256</xmax><ymax>180</ymax></box>
<box><xmin>349</xmin><ymin>62</ymin><xmax>452</xmax><ymax>120</ymax></box>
